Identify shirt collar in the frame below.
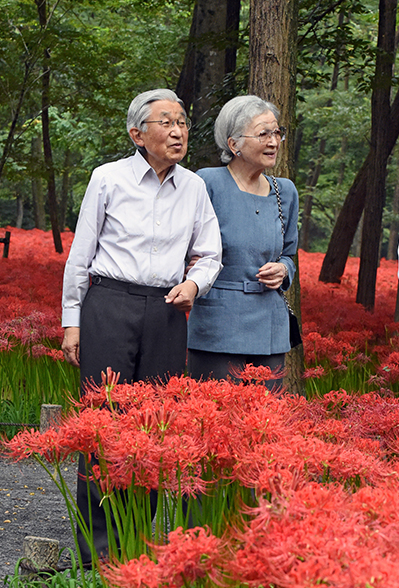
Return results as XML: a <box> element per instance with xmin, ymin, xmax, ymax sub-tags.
<box><xmin>132</xmin><ymin>150</ymin><xmax>178</xmax><ymax>188</ymax></box>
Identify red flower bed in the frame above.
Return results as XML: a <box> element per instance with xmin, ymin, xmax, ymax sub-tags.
<box><xmin>299</xmin><ymin>251</ymin><xmax>399</xmax><ymax>389</ymax></box>
<box><xmin>0</xmin><ymin>230</ymin><xmax>398</xmax><ymax>379</ymax></box>
<box><xmin>5</xmin><ymin>370</ymin><xmax>399</xmax><ymax>586</ymax></box>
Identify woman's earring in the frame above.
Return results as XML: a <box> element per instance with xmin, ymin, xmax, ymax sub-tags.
<box><xmin>236</xmin><ymin>151</ymin><xmax>241</xmax><ymax>157</ymax></box>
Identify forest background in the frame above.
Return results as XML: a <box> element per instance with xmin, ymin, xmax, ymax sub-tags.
<box><xmin>1</xmin><ymin>0</ymin><xmax>399</xmax><ymax>301</ymax></box>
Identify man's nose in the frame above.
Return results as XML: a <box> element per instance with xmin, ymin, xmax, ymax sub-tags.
<box><xmin>170</xmin><ymin>122</ymin><xmax>183</xmax><ymax>136</ymax></box>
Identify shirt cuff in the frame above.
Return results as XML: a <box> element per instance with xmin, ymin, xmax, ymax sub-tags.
<box><xmin>62</xmin><ymin>308</ymin><xmax>81</xmax><ymax>328</ymax></box>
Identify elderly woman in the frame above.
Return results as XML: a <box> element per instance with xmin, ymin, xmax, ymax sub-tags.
<box><xmin>187</xmin><ymin>95</ymin><xmax>299</xmax><ymax>386</ymax></box>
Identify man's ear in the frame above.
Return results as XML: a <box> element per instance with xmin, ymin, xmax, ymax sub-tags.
<box><xmin>129</xmin><ymin>127</ymin><xmax>144</xmax><ymax>146</ymax></box>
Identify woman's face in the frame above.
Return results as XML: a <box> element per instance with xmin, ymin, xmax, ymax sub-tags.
<box><xmin>235</xmin><ymin>110</ymin><xmax>282</xmax><ymax>170</ymax></box>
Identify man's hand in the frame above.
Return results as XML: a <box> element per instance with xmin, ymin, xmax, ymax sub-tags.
<box><xmin>62</xmin><ymin>327</ymin><xmax>80</xmax><ymax>367</ymax></box>
<box><xmin>165</xmin><ymin>280</ymin><xmax>198</xmax><ymax>312</ymax></box>
<box><xmin>256</xmin><ymin>262</ymin><xmax>287</xmax><ymax>290</ymax></box>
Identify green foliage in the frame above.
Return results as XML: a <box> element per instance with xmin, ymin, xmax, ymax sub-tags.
<box><xmin>0</xmin><ymin>345</ymin><xmax>80</xmax><ymax>440</ymax></box>
<box><xmin>0</xmin><ymin>0</ymin><xmax>194</xmax><ymax>226</ymax></box>
<box><xmin>0</xmin><ymin>0</ymin><xmax>398</xmax><ymax>253</ymax></box>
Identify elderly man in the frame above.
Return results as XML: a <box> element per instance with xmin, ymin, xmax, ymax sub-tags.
<box><xmin>61</xmin><ymin>88</ymin><xmax>222</xmax><ymax>562</ymax></box>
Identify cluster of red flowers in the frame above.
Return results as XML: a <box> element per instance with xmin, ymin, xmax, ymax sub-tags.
<box><xmin>4</xmin><ymin>370</ymin><xmax>399</xmax><ymax>586</ymax></box>
<box><xmin>0</xmin><ymin>227</ymin><xmax>73</xmax><ymax>356</ymax></box>
<box><xmin>300</xmin><ymin>251</ymin><xmax>399</xmax><ymax>385</ymax></box>
<box><xmin>0</xmin><ymin>229</ymin><xmax>398</xmax><ymax>372</ymax></box>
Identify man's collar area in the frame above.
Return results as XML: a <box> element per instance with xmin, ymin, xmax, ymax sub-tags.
<box><xmin>132</xmin><ymin>150</ymin><xmax>178</xmax><ymax>187</ymax></box>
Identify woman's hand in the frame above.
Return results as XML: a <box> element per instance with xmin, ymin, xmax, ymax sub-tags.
<box><xmin>256</xmin><ymin>262</ymin><xmax>288</xmax><ymax>290</ymax></box>
<box><xmin>184</xmin><ymin>255</ymin><xmax>201</xmax><ymax>278</ymax></box>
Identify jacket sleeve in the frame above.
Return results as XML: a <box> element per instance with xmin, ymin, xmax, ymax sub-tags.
<box><xmin>279</xmin><ymin>179</ymin><xmax>299</xmax><ymax>291</ymax></box>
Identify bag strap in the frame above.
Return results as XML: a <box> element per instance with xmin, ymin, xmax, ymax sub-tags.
<box><xmin>271</xmin><ymin>175</ymin><xmax>295</xmax><ymax>316</ymax></box>
<box><xmin>271</xmin><ymin>175</ymin><xmax>285</xmax><ymax>263</ymax></box>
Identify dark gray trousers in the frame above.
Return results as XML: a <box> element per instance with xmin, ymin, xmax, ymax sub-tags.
<box><xmin>77</xmin><ymin>278</ymin><xmax>187</xmax><ymax>562</ymax></box>
<box><xmin>187</xmin><ymin>348</ymin><xmax>285</xmax><ymax>390</ymax></box>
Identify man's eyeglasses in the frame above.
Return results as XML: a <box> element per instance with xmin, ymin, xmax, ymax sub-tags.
<box><xmin>239</xmin><ymin>127</ymin><xmax>286</xmax><ymax>143</ymax></box>
<box><xmin>143</xmin><ymin>118</ymin><xmax>192</xmax><ymax>131</ymax></box>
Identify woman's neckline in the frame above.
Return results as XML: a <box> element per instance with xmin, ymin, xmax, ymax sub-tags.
<box><xmin>226</xmin><ymin>165</ymin><xmax>272</xmax><ymax>197</ymax></box>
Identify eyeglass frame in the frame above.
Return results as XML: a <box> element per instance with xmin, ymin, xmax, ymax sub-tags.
<box><xmin>238</xmin><ymin>127</ymin><xmax>286</xmax><ymax>143</ymax></box>
<box><xmin>142</xmin><ymin>118</ymin><xmax>192</xmax><ymax>131</ymax></box>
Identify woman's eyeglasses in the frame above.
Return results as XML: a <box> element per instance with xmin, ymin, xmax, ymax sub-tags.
<box><xmin>239</xmin><ymin>127</ymin><xmax>286</xmax><ymax>143</ymax></box>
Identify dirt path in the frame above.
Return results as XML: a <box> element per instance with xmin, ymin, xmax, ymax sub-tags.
<box><xmin>0</xmin><ymin>457</ymin><xmax>78</xmax><ymax>584</ymax></box>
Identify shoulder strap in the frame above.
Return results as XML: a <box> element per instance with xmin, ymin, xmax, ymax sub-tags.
<box><xmin>272</xmin><ymin>176</ymin><xmax>285</xmax><ymax>262</ymax></box>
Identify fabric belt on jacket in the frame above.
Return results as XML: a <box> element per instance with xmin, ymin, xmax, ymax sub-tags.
<box><xmin>91</xmin><ymin>275</ymin><xmax>171</xmax><ymax>297</ymax></box>
<box><xmin>212</xmin><ymin>280</ymin><xmax>268</xmax><ymax>293</ymax></box>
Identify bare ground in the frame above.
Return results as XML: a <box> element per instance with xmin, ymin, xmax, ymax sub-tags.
<box><xmin>0</xmin><ymin>456</ymin><xmax>78</xmax><ymax>584</ymax></box>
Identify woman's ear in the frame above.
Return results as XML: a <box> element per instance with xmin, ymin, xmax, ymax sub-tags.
<box><xmin>227</xmin><ymin>136</ymin><xmax>238</xmax><ymax>157</ymax></box>
<box><xmin>129</xmin><ymin>127</ymin><xmax>144</xmax><ymax>146</ymax></box>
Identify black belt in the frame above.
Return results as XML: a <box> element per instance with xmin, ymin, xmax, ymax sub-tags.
<box><xmin>91</xmin><ymin>275</ymin><xmax>170</xmax><ymax>297</ymax></box>
<box><xmin>212</xmin><ymin>280</ymin><xmax>268</xmax><ymax>293</ymax></box>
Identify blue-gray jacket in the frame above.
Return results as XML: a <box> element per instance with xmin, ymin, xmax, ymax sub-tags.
<box><xmin>187</xmin><ymin>167</ymin><xmax>299</xmax><ymax>355</ymax></box>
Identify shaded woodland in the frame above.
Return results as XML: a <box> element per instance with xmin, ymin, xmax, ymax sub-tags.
<box><xmin>1</xmin><ymin>0</ymin><xmax>399</xmax><ymax>315</ymax></box>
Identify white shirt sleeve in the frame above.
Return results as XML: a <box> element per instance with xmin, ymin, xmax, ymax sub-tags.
<box><xmin>61</xmin><ymin>168</ymin><xmax>107</xmax><ymax>327</ymax></box>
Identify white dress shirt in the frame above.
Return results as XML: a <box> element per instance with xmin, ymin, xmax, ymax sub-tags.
<box><xmin>62</xmin><ymin>151</ymin><xmax>222</xmax><ymax>327</ymax></box>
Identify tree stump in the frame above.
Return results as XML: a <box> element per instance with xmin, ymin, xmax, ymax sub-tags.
<box><xmin>20</xmin><ymin>536</ymin><xmax>59</xmax><ymax>576</ymax></box>
<box><xmin>40</xmin><ymin>405</ymin><xmax>62</xmax><ymax>433</ymax></box>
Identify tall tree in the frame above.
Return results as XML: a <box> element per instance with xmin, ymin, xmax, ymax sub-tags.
<box><xmin>319</xmin><ymin>2</ymin><xmax>399</xmax><ymax>286</ymax></box>
<box><xmin>299</xmin><ymin>12</ymin><xmax>343</xmax><ymax>251</ymax></box>
<box><xmin>35</xmin><ymin>0</ymin><xmax>63</xmax><ymax>253</ymax></box>
<box><xmin>356</xmin><ymin>0</ymin><xmax>397</xmax><ymax>309</ymax></box>
<box><xmin>176</xmin><ymin>0</ymin><xmax>241</xmax><ymax>167</ymax></box>
<box><xmin>248</xmin><ymin>0</ymin><xmax>303</xmax><ymax>394</ymax></box>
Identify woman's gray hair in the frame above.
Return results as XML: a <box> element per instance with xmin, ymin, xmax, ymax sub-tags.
<box><xmin>214</xmin><ymin>95</ymin><xmax>280</xmax><ymax>163</ymax></box>
<box><xmin>126</xmin><ymin>89</ymin><xmax>186</xmax><ymax>149</ymax></box>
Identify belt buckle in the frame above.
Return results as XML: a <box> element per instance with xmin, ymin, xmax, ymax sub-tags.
<box><xmin>243</xmin><ymin>280</ymin><xmax>263</xmax><ymax>293</ymax></box>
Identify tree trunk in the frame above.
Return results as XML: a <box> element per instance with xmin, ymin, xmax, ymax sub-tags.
<box><xmin>249</xmin><ymin>0</ymin><xmax>303</xmax><ymax>395</ymax></box>
<box><xmin>319</xmin><ymin>84</ymin><xmax>399</xmax><ymax>283</ymax></box>
<box><xmin>356</xmin><ymin>0</ymin><xmax>397</xmax><ymax>310</ymax></box>
<box><xmin>15</xmin><ymin>193</ymin><xmax>24</xmax><ymax>228</ymax></box>
<box><xmin>0</xmin><ymin>62</ymin><xmax>31</xmax><ymax>181</ymax></box>
<box><xmin>395</xmin><ymin>280</ymin><xmax>399</xmax><ymax>322</ymax></box>
<box><xmin>176</xmin><ymin>0</ymin><xmax>241</xmax><ymax>168</ymax></box>
<box><xmin>300</xmin><ymin>38</ymin><xmax>341</xmax><ymax>252</ymax></box>
<box><xmin>299</xmin><ymin>137</ymin><xmax>326</xmax><ymax>251</ymax></box>
<box><xmin>36</xmin><ymin>0</ymin><xmax>63</xmax><ymax>253</ymax></box>
<box><xmin>387</xmin><ymin>162</ymin><xmax>399</xmax><ymax>260</ymax></box>
<box><xmin>31</xmin><ymin>135</ymin><xmax>46</xmax><ymax>230</ymax></box>
<box><xmin>59</xmin><ymin>148</ymin><xmax>71</xmax><ymax>232</ymax></box>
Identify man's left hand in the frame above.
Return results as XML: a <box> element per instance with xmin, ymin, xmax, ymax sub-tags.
<box><xmin>165</xmin><ymin>280</ymin><xmax>198</xmax><ymax>312</ymax></box>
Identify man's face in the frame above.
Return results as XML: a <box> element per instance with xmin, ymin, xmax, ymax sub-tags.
<box><xmin>129</xmin><ymin>100</ymin><xmax>188</xmax><ymax>176</ymax></box>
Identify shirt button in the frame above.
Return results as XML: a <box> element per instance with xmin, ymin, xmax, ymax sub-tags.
<box><xmin>153</xmin><ymin>246</ymin><xmax>158</xmax><ymax>252</ymax></box>
<box><xmin>156</xmin><ymin>220</ymin><xmax>161</xmax><ymax>226</ymax></box>
<box><xmin>152</xmin><ymin>273</ymin><xmax>157</xmax><ymax>278</ymax></box>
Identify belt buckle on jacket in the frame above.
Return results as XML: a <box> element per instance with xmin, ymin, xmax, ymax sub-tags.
<box><xmin>243</xmin><ymin>280</ymin><xmax>264</xmax><ymax>293</ymax></box>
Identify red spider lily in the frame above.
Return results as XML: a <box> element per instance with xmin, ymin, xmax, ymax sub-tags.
<box><xmin>101</xmin><ymin>554</ymin><xmax>160</xmax><ymax>588</ymax></box>
<box><xmin>153</xmin><ymin>526</ymin><xmax>226</xmax><ymax>587</ymax></box>
<box><xmin>101</xmin><ymin>366</ymin><xmax>120</xmax><ymax>392</ymax></box>
<box><xmin>302</xmin><ymin>365</ymin><xmax>326</xmax><ymax>379</ymax></box>
<box><xmin>3</xmin><ymin>427</ymin><xmax>68</xmax><ymax>462</ymax></box>
<box><xmin>31</xmin><ymin>344</ymin><xmax>65</xmax><ymax>361</ymax></box>
<box><xmin>229</xmin><ymin>481</ymin><xmax>399</xmax><ymax>587</ymax></box>
<box><xmin>229</xmin><ymin>362</ymin><xmax>284</xmax><ymax>383</ymax></box>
